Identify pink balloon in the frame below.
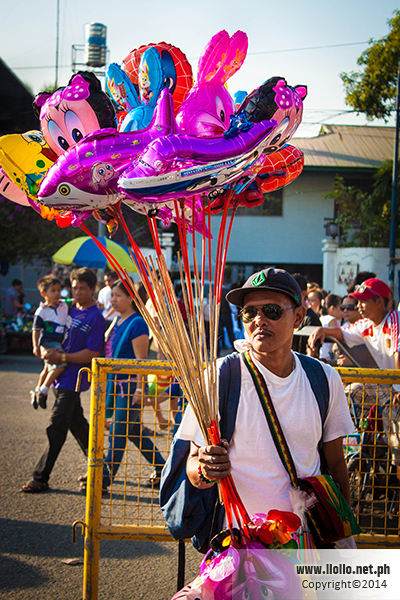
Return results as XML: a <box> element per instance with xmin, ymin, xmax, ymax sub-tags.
<box><xmin>0</xmin><ymin>166</ymin><xmax>31</xmax><ymax>206</ymax></box>
<box><xmin>176</xmin><ymin>30</ymin><xmax>248</xmax><ymax>138</ymax></box>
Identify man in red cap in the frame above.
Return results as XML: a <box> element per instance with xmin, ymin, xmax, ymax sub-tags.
<box><xmin>310</xmin><ymin>277</ymin><xmax>400</xmax><ymax>494</ymax></box>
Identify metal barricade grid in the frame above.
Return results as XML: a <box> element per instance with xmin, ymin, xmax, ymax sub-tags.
<box><xmin>80</xmin><ymin>361</ymin><xmax>400</xmax><ymax>599</ymax></box>
<box><xmin>339</xmin><ymin>368</ymin><xmax>400</xmax><ymax>547</ymax></box>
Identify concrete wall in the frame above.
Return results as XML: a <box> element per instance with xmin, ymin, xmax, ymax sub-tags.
<box><xmin>323</xmin><ymin>246</ymin><xmax>400</xmax><ymax>303</ymax></box>
<box><xmin>206</xmin><ymin>170</ymin><xmax>336</xmax><ymax>266</ymax></box>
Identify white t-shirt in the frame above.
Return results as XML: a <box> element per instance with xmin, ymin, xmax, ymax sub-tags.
<box><xmin>320</xmin><ymin>315</ymin><xmax>341</xmax><ymax>360</ymax></box>
<box><xmin>342</xmin><ymin>311</ymin><xmax>400</xmax><ymax>370</ymax></box>
<box><xmin>176</xmin><ymin>350</ymin><xmax>354</xmax><ymax>517</ymax></box>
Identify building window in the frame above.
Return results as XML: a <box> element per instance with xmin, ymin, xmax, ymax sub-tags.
<box><xmin>261</xmin><ymin>189</ymin><xmax>283</xmax><ymax>216</ymax></box>
<box><xmin>232</xmin><ymin>188</ymin><xmax>283</xmax><ymax>216</ymax></box>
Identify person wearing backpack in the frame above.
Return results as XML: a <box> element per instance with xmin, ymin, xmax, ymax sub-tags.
<box><xmin>160</xmin><ymin>268</ymin><xmax>355</xmax><ymax>550</ymax></box>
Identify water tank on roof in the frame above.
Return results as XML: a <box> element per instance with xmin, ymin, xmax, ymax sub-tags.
<box><xmin>84</xmin><ymin>22</ymin><xmax>107</xmax><ymax>68</ymax></box>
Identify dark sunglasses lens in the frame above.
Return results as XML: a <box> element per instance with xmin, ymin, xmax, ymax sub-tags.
<box><xmin>261</xmin><ymin>305</ymin><xmax>284</xmax><ymax>320</ymax></box>
<box><xmin>341</xmin><ymin>304</ymin><xmax>356</xmax><ymax>311</ymax></box>
<box><xmin>241</xmin><ymin>306</ymin><xmax>258</xmax><ymax>322</ymax></box>
<box><xmin>241</xmin><ymin>304</ymin><xmax>285</xmax><ymax>322</ymax></box>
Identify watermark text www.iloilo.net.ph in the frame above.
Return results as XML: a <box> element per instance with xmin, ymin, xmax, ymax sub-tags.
<box><xmin>296</xmin><ymin>563</ymin><xmax>390</xmax><ymax>593</ymax></box>
<box><xmin>296</xmin><ymin>563</ymin><xmax>390</xmax><ymax>578</ymax></box>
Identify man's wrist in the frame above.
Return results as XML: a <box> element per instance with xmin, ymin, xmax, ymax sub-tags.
<box><xmin>61</xmin><ymin>352</ymin><xmax>67</xmax><ymax>363</ymax></box>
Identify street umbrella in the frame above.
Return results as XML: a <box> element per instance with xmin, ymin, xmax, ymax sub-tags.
<box><xmin>52</xmin><ymin>236</ymin><xmax>137</xmax><ymax>273</ymax></box>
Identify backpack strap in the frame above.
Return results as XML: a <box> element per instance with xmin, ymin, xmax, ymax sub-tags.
<box><xmin>219</xmin><ymin>352</ymin><xmax>241</xmax><ymax>442</ymax></box>
<box><xmin>296</xmin><ymin>353</ymin><xmax>329</xmax><ymax>427</ymax></box>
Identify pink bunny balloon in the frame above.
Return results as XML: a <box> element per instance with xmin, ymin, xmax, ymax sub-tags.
<box><xmin>176</xmin><ymin>30</ymin><xmax>248</xmax><ymax>138</ymax></box>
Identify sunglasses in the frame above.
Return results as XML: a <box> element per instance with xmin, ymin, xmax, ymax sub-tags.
<box><xmin>240</xmin><ymin>303</ymin><xmax>294</xmax><ymax>323</ymax></box>
<box><xmin>354</xmin><ymin>284</ymin><xmax>379</xmax><ymax>297</ymax></box>
<box><xmin>340</xmin><ymin>304</ymin><xmax>357</xmax><ymax>311</ymax></box>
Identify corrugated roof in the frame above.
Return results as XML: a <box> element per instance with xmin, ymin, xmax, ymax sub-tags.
<box><xmin>293</xmin><ymin>124</ymin><xmax>396</xmax><ymax>169</ymax></box>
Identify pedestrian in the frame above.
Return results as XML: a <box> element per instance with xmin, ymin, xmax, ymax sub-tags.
<box><xmin>3</xmin><ymin>278</ymin><xmax>24</xmax><ymax>317</ymax></box>
<box><xmin>21</xmin><ymin>267</ymin><xmax>106</xmax><ymax>493</ymax></box>
<box><xmin>217</xmin><ymin>278</ymin><xmax>236</xmax><ymax>356</ymax></box>
<box><xmin>309</xmin><ymin>277</ymin><xmax>400</xmax><ymax>500</ymax></box>
<box><xmin>79</xmin><ymin>279</ymin><xmax>165</xmax><ymax>493</ymax></box>
<box><xmin>167</xmin><ymin>268</ymin><xmax>355</xmax><ymax>547</ymax></box>
<box><xmin>30</xmin><ymin>275</ymin><xmax>72</xmax><ymax>410</ymax></box>
<box><xmin>97</xmin><ymin>270</ymin><xmax>119</xmax><ymax>326</ymax></box>
<box><xmin>291</xmin><ymin>273</ymin><xmax>321</xmax><ymax>355</ymax></box>
<box><xmin>318</xmin><ymin>294</ymin><xmax>343</xmax><ymax>363</ymax></box>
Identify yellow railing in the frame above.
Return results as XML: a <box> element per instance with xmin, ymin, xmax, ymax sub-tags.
<box><xmin>77</xmin><ymin>360</ymin><xmax>400</xmax><ymax>599</ymax></box>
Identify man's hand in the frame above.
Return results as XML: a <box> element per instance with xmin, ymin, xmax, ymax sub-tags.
<box><xmin>393</xmin><ymin>393</ymin><xmax>400</xmax><ymax>408</ymax></box>
<box><xmin>308</xmin><ymin>327</ymin><xmax>326</xmax><ymax>351</ymax></box>
<box><xmin>197</xmin><ymin>440</ymin><xmax>231</xmax><ymax>482</ymax></box>
<box><xmin>41</xmin><ymin>347</ymin><xmax>63</xmax><ymax>364</ymax></box>
<box><xmin>32</xmin><ymin>346</ymin><xmax>41</xmax><ymax>358</ymax></box>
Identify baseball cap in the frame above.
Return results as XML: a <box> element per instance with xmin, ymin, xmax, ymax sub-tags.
<box><xmin>226</xmin><ymin>268</ymin><xmax>302</xmax><ymax>308</ymax></box>
<box><xmin>349</xmin><ymin>278</ymin><xmax>391</xmax><ymax>301</ymax></box>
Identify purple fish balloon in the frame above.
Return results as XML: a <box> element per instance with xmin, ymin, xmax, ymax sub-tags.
<box><xmin>37</xmin><ymin>88</ymin><xmax>177</xmax><ymax>211</ymax></box>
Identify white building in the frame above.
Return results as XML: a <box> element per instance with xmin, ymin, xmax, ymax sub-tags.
<box><xmin>207</xmin><ymin>124</ymin><xmax>396</xmax><ymax>286</ymax></box>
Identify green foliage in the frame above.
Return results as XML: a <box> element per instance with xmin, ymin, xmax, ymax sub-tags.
<box><xmin>341</xmin><ymin>11</ymin><xmax>400</xmax><ymax>120</ymax></box>
<box><xmin>0</xmin><ymin>199</ymin><xmax>85</xmax><ymax>265</ymax></box>
<box><xmin>325</xmin><ymin>162</ymin><xmax>400</xmax><ymax>247</ymax></box>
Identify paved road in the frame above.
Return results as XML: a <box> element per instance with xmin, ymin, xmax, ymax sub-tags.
<box><xmin>0</xmin><ymin>352</ymin><xmax>200</xmax><ymax>600</ymax></box>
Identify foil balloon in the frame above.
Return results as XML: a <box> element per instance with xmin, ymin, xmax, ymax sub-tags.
<box><xmin>237</xmin><ymin>77</ymin><xmax>307</xmax><ymax>154</ymax></box>
<box><xmin>209</xmin><ymin>144</ymin><xmax>305</xmax><ymax>213</ymax></box>
<box><xmin>118</xmin><ymin>47</ymin><xmax>166</xmax><ymax>132</ymax></box>
<box><xmin>106</xmin><ymin>62</ymin><xmax>140</xmax><ymax>114</ymax></box>
<box><xmin>37</xmin><ymin>88</ymin><xmax>177</xmax><ymax>211</ymax></box>
<box><xmin>0</xmin><ymin>165</ymin><xmax>31</xmax><ymax>206</ymax></box>
<box><xmin>0</xmin><ymin>130</ymin><xmax>57</xmax><ymax>199</ymax></box>
<box><xmin>123</xmin><ymin>42</ymin><xmax>193</xmax><ymax>114</ymax></box>
<box><xmin>118</xmin><ymin>116</ymin><xmax>276</xmax><ymax>203</ymax></box>
<box><xmin>176</xmin><ymin>30</ymin><xmax>248</xmax><ymax>138</ymax></box>
<box><xmin>33</xmin><ymin>71</ymin><xmax>117</xmax><ymax>157</ymax></box>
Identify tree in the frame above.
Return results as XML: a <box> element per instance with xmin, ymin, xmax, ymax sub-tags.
<box><xmin>341</xmin><ymin>10</ymin><xmax>400</xmax><ymax>120</ymax></box>
<box><xmin>325</xmin><ymin>161</ymin><xmax>400</xmax><ymax>247</ymax></box>
<box><xmin>0</xmin><ymin>198</ymin><xmax>87</xmax><ymax>266</ymax></box>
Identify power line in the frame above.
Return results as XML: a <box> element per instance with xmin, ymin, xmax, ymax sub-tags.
<box><xmin>12</xmin><ymin>39</ymin><xmax>371</xmax><ymax>71</ymax></box>
<box><xmin>247</xmin><ymin>40</ymin><xmax>370</xmax><ymax>55</ymax></box>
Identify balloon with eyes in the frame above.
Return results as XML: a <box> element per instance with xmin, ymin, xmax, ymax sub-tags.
<box><xmin>106</xmin><ymin>47</ymin><xmax>165</xmax><ymax>132</ymax></box>
<box><xmin>33</xmin><ymin>71</ymin><xmax>117</xmax><ymax>157</ymax></box>
<box><xmin>176</xmin><ymin>29</ymin><xmax>248</xmax><ymax>138</ymax></box>
<box><xmin>106</xmin><ymin>42</ymin><xmax>193</xmax><ymax>133</ymax></box>
<box><xmin>209</xmin><ymin>77</ymin><xmax>307</xmax><ymax>213</ymax></box>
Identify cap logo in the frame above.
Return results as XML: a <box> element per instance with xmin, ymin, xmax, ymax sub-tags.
<box><xmin>251</xmin><ymin>272</ymin><xmax>266</xmax><ymax>287</ymax></box>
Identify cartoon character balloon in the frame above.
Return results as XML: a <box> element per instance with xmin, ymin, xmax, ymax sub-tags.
<box><xmin>33</xmin><ymin>71</ymin><xmax>117</xmax><ymax>156</ymax></box>
<box><xmin>237</xmin><ymin>77</ymin><xmax>307</xmax><ymax>154</ymax></box>
<box><xmin>122</xmin><ymin>42</ymin><xmax>193</xmax><ymax>114</ymax></box>
<box><xmin>0</xmin><ymin>130</ymin><xmax>57</xmax><ymax>199</ymax></box>
<box><xmin>176</xmin><ymin>30</ymin><xmax>248</xmax><ymax>138</ymax></box>
<box><xmin>0</xmin><ymin>165</ymin><xmax>31</xmax><ymax>206</ymax></box>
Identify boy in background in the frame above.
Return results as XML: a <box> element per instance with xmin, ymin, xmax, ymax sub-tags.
<box><xmin>30</xmin><ymin>275</ymin><xmax>71</xmax><ymax>409</ymax></box>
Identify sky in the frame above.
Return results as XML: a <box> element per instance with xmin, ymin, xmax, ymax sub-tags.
<box><xmin>1</xmin><ymin>0</ymin><xmax>399</xmax><ymax>137</ymax></box>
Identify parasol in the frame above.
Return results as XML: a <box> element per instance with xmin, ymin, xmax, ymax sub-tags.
<box><xmin>52</xmin><ymin>236</ymin><xmax>137</xmax><ymax>273</ymax></box>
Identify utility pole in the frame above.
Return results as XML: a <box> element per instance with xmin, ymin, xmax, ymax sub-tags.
<box><xmin>55</xmin><ymin>0</ymin><xmax>60</xmax><ymax>88</ymax></box>
<box><xmin>389</xmin><ymin>60</ymin><xmax>400</xmax><ymax>300</ymax></box>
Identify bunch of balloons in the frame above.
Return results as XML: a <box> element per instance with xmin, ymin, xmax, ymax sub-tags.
<box><xmin>0</xmin><ymin>30</ymin><xmax>307</xmax><ymax>235</ymax></box>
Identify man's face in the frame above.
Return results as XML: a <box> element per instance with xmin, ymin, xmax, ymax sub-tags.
<box><xmin>242</xmin><ymin>290</ymin><xmax>305</xmax><ymax>355</ymax></box>
<box><xmin>71</xmin><ymin>279</ymin><xmax>94</xmax><ymax>307</ymax></box>
<box><xmin>104</xmin><ymin>274</ymin><xmax>116</xmax><ymax>288</ymax></box>
<box><xmin>357</xmin><ymin>296</ymin><xmax>384</xmax><ymax>321</ymax></box>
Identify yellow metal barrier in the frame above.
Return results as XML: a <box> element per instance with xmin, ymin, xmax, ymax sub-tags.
<box><xmin>338</xmin><ymin>367</ymin><xmax>400</xmax><ymax>549</ymax></box>
<box><xmin>79</xmin><ymin>360</ymin><xmax>400</xmax><ymax>599</ymax></box>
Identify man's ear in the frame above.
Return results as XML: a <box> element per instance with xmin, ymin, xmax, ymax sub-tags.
<box><xmin>293</xmin><ymin>305</ymin><xmax>306</xmax><ymax>328</ymax></box>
